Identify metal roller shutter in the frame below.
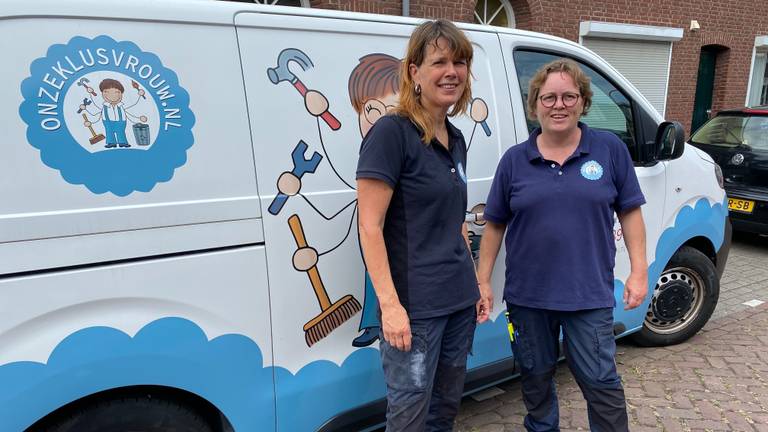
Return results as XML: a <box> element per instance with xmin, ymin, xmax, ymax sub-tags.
<box><xmin>583</xmin><ymin>37</ymin><xmax>672</xmax><ymax>116</ymax></box>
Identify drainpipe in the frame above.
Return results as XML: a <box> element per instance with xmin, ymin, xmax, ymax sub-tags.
<box><xmin>402</xmin><ymin>0</ymin><xmax>409</xmax><ymax>17</ymax></box>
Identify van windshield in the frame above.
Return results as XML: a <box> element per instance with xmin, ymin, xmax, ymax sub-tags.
<box><xmin>691</xmin><ymin>114</ymin><xmax>768</xmax><ymax>151</ymax></box>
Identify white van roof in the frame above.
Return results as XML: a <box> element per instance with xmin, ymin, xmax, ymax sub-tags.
<box><xmin>1</xmin><ymin>0</ymin><xmax>579</xmax><ymax>49</ymax></box>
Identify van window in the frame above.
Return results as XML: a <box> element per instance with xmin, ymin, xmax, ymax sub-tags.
<box><xmin>513</xmin><ymin>50</ymin><xmax>636</xmax><ymax>156</ymax></box>
<box><xmin>690</xmin><ymin>114</ymin><xmax>768</xmax><ymax>151</ymax></box>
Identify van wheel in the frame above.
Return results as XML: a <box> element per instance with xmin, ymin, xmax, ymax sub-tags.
<box><xmin>631</xmin><ymin>246</ymin><xmax>719</xmax><ymax>347</ymax></box>
<box><xmin>41</xmin><ymin>392</ymin><xmax>214</xmax><ymax>432</ymax></box>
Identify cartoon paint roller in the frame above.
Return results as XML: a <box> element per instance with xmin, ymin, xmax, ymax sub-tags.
<box><xmin>131</xmin><ymin>80</ymin><xmax>146</xmax><ymax>99</ymax></box>
<box><xmin>77</xmin><ymin>99</ymin><xmax>105</xmax><ymax>145</ymax></box>
<box><xmin>287</xmin><ymin>214</ymin><xmax>361</xmax><ymax>347</ymax></box>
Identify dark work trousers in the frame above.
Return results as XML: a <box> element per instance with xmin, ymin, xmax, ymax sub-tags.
<box><xmin>506</xmin><ymin>304</ymin><xmax>629</xmax><ymax>432</ymax></box>
<box><xmin>380</xmin><ymin>305</ymin><xmax>477</xmax><ymax>431</ymax></box>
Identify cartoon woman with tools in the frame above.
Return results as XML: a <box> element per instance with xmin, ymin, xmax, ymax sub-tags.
<box><xmin>81</xmin><ymin>78</ymin><xmax>147</xmax><ymax>148</ymax></box>
<box><xmin>347</xmin><ymin>53</ymin><xmax>401</xmax><ymax>347</ymax></box>
<box><xmin>278</xmin><ymin>53</ymin><xmax>400</xmax><ymax>347</ymax></box>
<box><xmin>270</xmin><ymin>49</ymin><xmax>493</xmax><ymax>348</ymax></box>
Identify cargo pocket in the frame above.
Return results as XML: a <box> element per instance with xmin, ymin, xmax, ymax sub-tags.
<box><xmin>510</xmin><ymin>320</ymin><xmax>535</xmax><ymax>373</ymax></box>
<box><xmin>594</xmin><ymin>325</ymin><xmax>620</xmax><ymax>385</ymax></box>
<box><xmin>381</xmin><ymin>330</ymin><xmax>429</xmax><ymax>392</ymax></box>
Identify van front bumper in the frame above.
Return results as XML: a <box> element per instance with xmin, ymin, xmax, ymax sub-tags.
<box><xmin>716</xmin><ymin>216</ymin><xmax>732</xmax><ymax>280</ymax></box>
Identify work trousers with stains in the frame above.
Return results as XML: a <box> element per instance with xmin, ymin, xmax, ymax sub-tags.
<box><xmin>507</xmin><ymin>305</ymin><xmax>629</xmax><ymax>432</ymax></box>
<box><xmin>380</xmin><ymin>305</ymin><xmax>476</xmax><ymax>431</ymax></box>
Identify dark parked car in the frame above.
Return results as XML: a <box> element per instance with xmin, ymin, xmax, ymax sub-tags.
<box><xmin>689</xmin><ymin>107</ymin><xmax>768</xmax><ymax>234</ymax></box>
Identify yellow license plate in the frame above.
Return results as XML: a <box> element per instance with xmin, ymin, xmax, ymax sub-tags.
<box><xmin>728</xmin><ymin>198</ymin><xmax>755</xmax><ymax>213</ymax></box>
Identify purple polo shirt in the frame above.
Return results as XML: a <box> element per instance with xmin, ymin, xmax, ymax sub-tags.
<box><xmin>484</xmin><ymin>123</ymin><xmax>646</xmax><ymax>310</ymax></box>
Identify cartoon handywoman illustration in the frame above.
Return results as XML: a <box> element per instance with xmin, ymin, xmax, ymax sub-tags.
<box><xmin>347</xmin><ymin>53</ymin><xmax>400</xmax><ymax>347</ymax></box>
<box><xmin>81</xmin><ymin>78</ymin><xmax>148</xmax><ymax>148</ymax></box>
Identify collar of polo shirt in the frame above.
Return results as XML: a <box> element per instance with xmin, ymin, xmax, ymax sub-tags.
<box><xmin>525</xmin><ymin>121</ymin><xmax>592</xmax><ymax>162</ymax></box>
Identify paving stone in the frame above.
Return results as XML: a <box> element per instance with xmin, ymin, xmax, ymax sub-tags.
<box><xmin>695</xmin><ymin>399</ymin><xmax>722</xmax><ymax>420</ymax></box>
<box><xmin>685</xmin><ymin>419</ymin><xmax>732</xmax><ymax>430</ymax></box>
<box><xmin>659</xmin><ymin>417</ymin><xmax>685</xmax><ymax>432</ymax></box>
<box><xmin>630</xmin><ymin>405</ymin><xmax>659</xmax><ymax>426</ymax></box>
<box><xmin>724</xmin><ymin>411</ymin><xmax>756</xmax><ymax>431</ymax></box>
<box><xmin>461</xmin><ymin>412</ymin><xmax>503</xmax><ymax>429</ymax></box>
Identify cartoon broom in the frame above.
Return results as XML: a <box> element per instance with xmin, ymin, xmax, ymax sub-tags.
<box><xmin>287</xmin><ymin>214</ymin><xmax>361</xmax><ymax>347</ymax></box>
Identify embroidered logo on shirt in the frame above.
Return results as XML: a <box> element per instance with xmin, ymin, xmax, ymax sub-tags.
<box><xmin>457</xmin><ymin>162</ymin><xmax>467</xmax><ymax>184</ymax></box>
<box><xmin>20</xmin><ymin>35</ymin><xmax>195</xmax><ymax>196</ymax></box>
<box><xmin>580</xmin><ymin>160</ymin><xmax>603</xmax><ymax>181</ymax></box>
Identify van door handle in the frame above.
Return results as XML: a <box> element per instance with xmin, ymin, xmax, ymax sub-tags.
<box><xmin>465</xmin><ymin>212</ymin><xmax>484</xmax><ymax>223</ymax></box>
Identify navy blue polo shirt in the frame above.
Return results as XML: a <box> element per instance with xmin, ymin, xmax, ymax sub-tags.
<box><xmin>484</xmin><ymin>123</ymin><xmax>645</xmax><ymax>311</ymax></box>
<box><xmin>356</xmin><ymin>114</ymin><xmax>479</xmax><ymax>319</ymax></box>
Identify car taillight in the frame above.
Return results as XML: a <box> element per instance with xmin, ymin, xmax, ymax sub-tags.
<box><xmin>714</xmin><ymin>164</ymin><xmax>724</xmax><ymax>189</ymax></box>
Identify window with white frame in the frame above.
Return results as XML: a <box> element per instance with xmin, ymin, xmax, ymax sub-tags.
<box><xmin>748</xmin><ymin>37</ymin><xmax>768</xmax><ymax>107</ymax></box>
<box><xmin>474</xmin><ymin>0</ymin><xmax>515</xmax><ymax>28</ymax></box>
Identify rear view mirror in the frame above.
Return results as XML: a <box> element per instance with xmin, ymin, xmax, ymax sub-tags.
<box><xmin>656</xmin><ymin>121</ymin><xmax>685</xmax><ymax>160</ymax></box>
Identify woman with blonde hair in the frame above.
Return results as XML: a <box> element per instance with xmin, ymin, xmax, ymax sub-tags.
<box><xmin>356</xmin><ymin>19</ymin><xmax>492</xmax><ymax>431</ymax></box>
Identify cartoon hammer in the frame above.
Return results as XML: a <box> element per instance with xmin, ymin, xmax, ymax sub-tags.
<box><xmin>267</xmin><ymin>48</ymin><xmax>342</xmax><ymax>130</ymax></box>
<box><xmin>77</xmin><ymin>77</ymin><xmax>97</xmax><ymax>97</ymax></box>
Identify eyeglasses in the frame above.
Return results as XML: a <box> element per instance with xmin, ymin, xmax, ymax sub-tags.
<box><xmin>539</xmin><ymin>92</ymin><xmax>581</xmax><ymax>108</ymax></box>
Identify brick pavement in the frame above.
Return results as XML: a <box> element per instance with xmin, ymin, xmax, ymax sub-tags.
<box><xmin>456</xmin><ymin>233</ymin><xmax>768</xmax><ymax>432</ymax></box>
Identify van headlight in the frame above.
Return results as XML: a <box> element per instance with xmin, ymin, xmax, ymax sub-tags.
<box><xmin>714</xmin><ymin>164</ymin><xmax>724</xmax><ymax>189</ymax></box>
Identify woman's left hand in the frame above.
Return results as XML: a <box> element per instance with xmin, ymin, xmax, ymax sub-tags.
<box><xmin>623</xmin><ymin>270</ymin><xmax>648</xmax><ymax>310</ymax></box>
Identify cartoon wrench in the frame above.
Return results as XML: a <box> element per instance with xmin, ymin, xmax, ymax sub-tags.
<box><xmin>76</xmin><ymin>98</ymin><xmax>91</xmax><ymax>114</ymax></box>
<box><xmin>268</xmin><ymin>140</ymin><xmax>323</xmax><ymax>215</ymax></box>
<box><xmin>267</xmin><ymin>48</ymin><xmax>342</xmax><ymax>130</ymax></box>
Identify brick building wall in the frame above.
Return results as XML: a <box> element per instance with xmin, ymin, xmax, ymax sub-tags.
<box><xmin>523</xmin><ymin>1</ymin><xmax>768</xmax><ymax>133</ymax></box>
<box><xmin>308</xmin><ymin>0</ymin><xmax>768</xmax><ymax>133</ymax></box>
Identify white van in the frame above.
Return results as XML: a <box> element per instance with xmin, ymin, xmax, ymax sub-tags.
<box><xmin>0</xmin><ymin>1</ymin><xmax>731</xmax><ymax>431</ymax></box>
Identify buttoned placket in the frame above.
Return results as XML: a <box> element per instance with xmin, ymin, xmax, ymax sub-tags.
<box><xmin>541</xmin><ymin>151</ymin><xmax>582</xmax><ymax>192</ymax></box>
<box><xmin>434</xmin><ymin>139</ymin><xmax>462</xmax><ymax>185</ymax></box>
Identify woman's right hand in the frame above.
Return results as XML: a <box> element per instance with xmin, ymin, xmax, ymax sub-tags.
<box><xmin>476</xmin><ymin>280</ymin><xmax>494</xmax><ymax>323</ymax></box>
<box><xmin>381</xmin><ymin>303</ymin><xmax>411</xmax><ymax>351</ymax></box>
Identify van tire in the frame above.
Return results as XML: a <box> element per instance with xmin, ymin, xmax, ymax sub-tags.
<box><xmin>631</xmin><ymin>246</ymin><xmax>719</xmax><ymax>347</ymax></box>
<box><xmin>41</xmin><ymin>393</ymin><xmax>215</xmax><ymax>432</ymax></box>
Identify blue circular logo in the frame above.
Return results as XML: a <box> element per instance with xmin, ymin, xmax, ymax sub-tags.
<box><xmin>580</xmin><ymin>160</ymin><xmax>603</xmax><ymax>181</ymax></box>
<box><xmin>19</xmin><ymin>35</ymin><xmax>195</xmax><ymax>196</ymax></box>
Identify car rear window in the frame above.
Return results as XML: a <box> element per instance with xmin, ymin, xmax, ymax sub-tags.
<box><xmin>691</xmin><ymin>114</ymin><xmax>768</xmax><ymax>150</ymax></box>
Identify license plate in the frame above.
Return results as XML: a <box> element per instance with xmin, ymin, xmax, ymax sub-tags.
<box><xmin>728</xmin><ymin>198</ymin><xmax>755</xmax><ymax>213</ymax></box>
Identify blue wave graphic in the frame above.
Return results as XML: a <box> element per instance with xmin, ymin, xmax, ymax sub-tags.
<box><xmin>0</xmin><ymin>317</ymin><xmax>388</xmax><ymax>432</ymax></box>
<box><xmin>613</xmin><ymin>197</ymin><xmax>727</xmax><ymax>329</ymax></box>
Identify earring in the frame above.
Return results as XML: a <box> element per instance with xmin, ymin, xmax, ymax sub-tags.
<box><xmin>415</xmin><ymin>83</ymin><xmax>422</xmax><ymax>95</ymax></box>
